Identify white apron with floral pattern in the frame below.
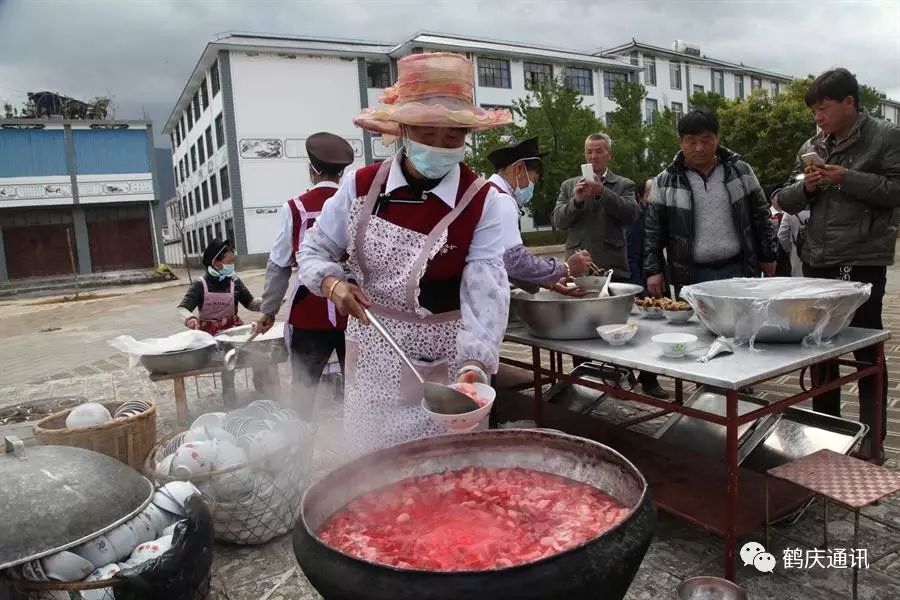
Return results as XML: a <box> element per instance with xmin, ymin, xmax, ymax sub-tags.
<box><xmin>343</xmin><ymin>157</ymin><xmax>487</xmax><ymax>457</ymax></box>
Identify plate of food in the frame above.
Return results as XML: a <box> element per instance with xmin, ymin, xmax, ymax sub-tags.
<box><xmin>660</xmin><ymin>299</ymin><xmax>694</xmax><ymax>323</ymax></box>
<box><xmin>633</xmin><ymin>297</ymin><xmax>665</xmax><ymax>318</ymax></box>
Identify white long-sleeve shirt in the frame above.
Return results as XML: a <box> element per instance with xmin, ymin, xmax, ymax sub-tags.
<box><xmin>298</xmin><ymin>155</ymin><xmax>512</xmax><ymax>373</ymax></box>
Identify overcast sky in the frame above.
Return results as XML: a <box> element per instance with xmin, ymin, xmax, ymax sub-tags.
<box><xmin>1</xmin><ymin>0</ymin><xmax>898</xmax><ymax>147</ymax></box>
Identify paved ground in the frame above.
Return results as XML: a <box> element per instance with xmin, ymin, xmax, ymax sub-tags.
<box><xmin>2</xmin><ymin>261</ymin><xmax>900</xmax><ymax>599</ymax></box>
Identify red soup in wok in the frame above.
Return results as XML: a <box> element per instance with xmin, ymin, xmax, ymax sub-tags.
<box><xmin>317</xmin><ymin>466</ymin><xmax>630</xmax><ymax>571</ymax></box>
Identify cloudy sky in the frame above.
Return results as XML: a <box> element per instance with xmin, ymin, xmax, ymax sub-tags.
<box><xmin>1</xmin><ymin>0</ymin><xmax>898</xmax><ymax>147</ymax></box>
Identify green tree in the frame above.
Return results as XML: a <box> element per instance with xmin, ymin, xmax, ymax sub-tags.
<box><xmin>605</xmin><ymin>81</ymin><xmax>648</xmax><ymax>184</ymax></box>
<box><xmin>859</xmin><ymin>84</ymin><xmax>885</xmax><ymax>118</ymax></box>
<box><xmin>688</xmin><ymin>91</ymin><xmax>728</xmax><ymax>115</ymax></box>
<box><xmin>467</xmin><ymin>76</ymin><xmax>602</xmax><ymax>225</ymax></box>
<box><xmin>645</xmin><ymin>108</ymin><xmax>679</xmax><ymax>176</ymax></box>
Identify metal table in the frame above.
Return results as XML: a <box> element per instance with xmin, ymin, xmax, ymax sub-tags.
<box><xmin>501</xmin><ymin>316</ymin><xmax>888</xmax><ymax>581</ymax></box>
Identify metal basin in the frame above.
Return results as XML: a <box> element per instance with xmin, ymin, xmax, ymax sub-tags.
<box><xmin>680</xmin><ymin>277</ymin><xmax>871</xmax><ymax>343</ymax></box>
<box><xmin>140</xmin><ymin>345</ymin><xmax>216</xmax><ymax>375</ymax></box>
<box><xmin>293</xmin><ymin>429</ymin><xmax>655</xmax><ymax>600</ymax></box>
<box><xmin>677</xmin><ymin>576</ymin><xmax>747</xmax><ymax>600</ymax></box>
<box><xmin>510</xmin><ymin>283</ymin><xmax>643</xmax><ymax>340</ymax></box>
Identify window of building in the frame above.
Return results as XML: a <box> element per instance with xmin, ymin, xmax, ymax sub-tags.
<box><xmin>186</xmin><ymin>230</ymin><xmax>193</xmax><ymax>254</ymax></box>
<box><xmin>645</xmin><ymin>98</ymin><xmax>658</xmax><ymax>123</ymax></box>
<box><xmin>220</xmin><ymin>166</ymin><xmax>230</xmax><ymax>199</ymax></box>
<box><xmin>735</xmin><ymin>76</ymin><xmax>745</xmax><ymax>100</ymax></box>
<box><xmin>366</xmin><ymin>62</ymin><xmax>390</xmax><ymax>88</ymax></box>
<box><xmin>186</xmin><ymin>106</ymin><xmax>193</xmax><ymax>130</ymax></box>
<box><xmin>192</xmin><ymin>92</ymin><xmax>201</xmax><ymax>120</ymax></box>
<box><xmin>173</xmin><ymin>165</ymin><xmax>178</xmax><ymax>186</ymax></box>
<box><xmin>629</xmin><ymin>51</ymin><xmax>639</xmax><ymax>66</ymax></box>
<box><xmin>210</xmin><ymin>60</ymin><xmax>220</xmax><ymax>96</ymax></box>
<box><xmin>187</xmin><ymin>190</ymin><xmax>194</xmax><ymax>216</ymax></box>
<box><xmin>204</xmin><ymin>127</ymin><xmax>213</xmax><ymax>158</ymax></box>
<box><xmin>670</xmin><ymin>61</ymin><xmax>682</xmax><ymax>90</ymax></box>
<box><xmin>605</xmin><ymin>112</ymin><xmax>615</xmax><ymax>126</ymax></box>
<box><xmin>210</xmin><ymin>173</ymin><xmax>219</xmax><ymax>204</ymax></box>
<box><xmin>672</xmin><ymin>101</ymin><xmax>684</xmax><ymax>122</ymax></box>
<box><xmin>711</xmin><ymin>70</ymin><xmax>725</xmax><ymax>95</ymax></box>
<box><xmin>523</xmin><ymin>62</ymin><xmax>553</xmax><ymax>90</ymax></box>
<box><xmin>645</xmin><ymin>56</ymin><xmax>657</xmax><ymax>86</ymax></box>
<box><xmin>200</xmin><ymin>78</ymin><xmax>209</xmax><ymax>110</ymax></box>
<box><xmin>197</xmin><ymin>138</ymin><xmax>205</xmax><ymax>166</ymax></box>
<box><xmin>194</xmin><ymin>186</ymin><xmax>201</xmax><ymax>214</ymax></box>
<box><xmin>477</xmin><ymin>57</ymin><xmax>511</xmax><ymax>88</ymax></box>
<box><xmin>751</xmin><ymin>76</ymin><xmax>762</xmax><ymax>91</ymax></box>
<box><xmin>170</xmin><ymin>133</ymin><xmax>176</xmax><ymax>152</ymax></box>
<box><xmin>215</xmin><ymin>114</ymin><xmax>225</xmax><ymax>149</ymax></box>
<box><xmin>225</xmin><ymin>218</ymin><xmax>234</xmax><ymax>244</ymax></box>
<box><xmin>179</xmin><ymin>157</ymin><xmax>185</xmax><ymax>180</ymax></box>
<box><xmin>190</xmin><ymin>146</ymin><xmax>197</xmax><ymax>171</ymax></box>
<box><xmin>205</xmin><ymin>225</ymin><xmax>213</xmax><ymax>245</ymax></box>
<box><xmin>214</xmin><ymin>222</ymin><xmax>222</xmax><ymax>239</ymax></box>
<box><xmin>202</xmin><ymin>181</ymin><xmax>210</xmax><ymax>209</ymax></box>
<box><xmin>771</xmin><ymin>81</ymin><xmax>780</xmax><ymax>95</ymax></box>
<box><xmin>603</xmin><ymin>71</ymin><xmax>628</xmax><ymax>98</ymax></box>
<box><xmin>181</xmin><ymin>196</ymin><xmax>188</xmax><ymax>221</ymax></box>
<box><xmin>198</xmin><ymin>227</ymin><xmax>206</xmax><ymax>250</ymax></box>
<box><xmin>566</xmin><ymin>67</ymin><xmax>594</xmax><ymax>95</ymax></box>
<box><xmin>693</xmin><ymin>84</ymin><xmax>704</xmax><ymax>95</ymax></box>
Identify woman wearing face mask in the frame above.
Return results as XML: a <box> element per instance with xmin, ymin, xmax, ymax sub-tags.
<box><xmin>298</xmin><ymin>52</ymin><xmax>516</xmax><ymax>456</ymax></box>
<box><xmin>486</xmin><ymin>137</ymin><xmax>593</xmax><ymax>294</ymax></box>
<box><xmin>178</xmin><ymin>238</ymin><xmax>267</xmax><ymax>406</ymax></box>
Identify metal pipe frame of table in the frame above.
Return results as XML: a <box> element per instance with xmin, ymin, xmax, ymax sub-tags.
<box><xmin>501</xmin><ymin>324</ymin><xmax>888</xmax><ymax>582</ymax></box>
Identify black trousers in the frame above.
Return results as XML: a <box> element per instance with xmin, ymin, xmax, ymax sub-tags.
<box><xmin>803</xmin><ymin>264</ymin><xmax>887</xmax><ymax>441</ymax></box>
<box><xmin>290</xmin><ymin>328</ymin><xmax>346</xmax><ymax>419</ymax></box>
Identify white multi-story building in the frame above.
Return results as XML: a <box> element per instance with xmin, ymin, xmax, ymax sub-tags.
<box><xmin>162</xmin><ymin>32</ymin><xmax>641</xmax><ymax>264</ymax></box>
<box><xmin>164</xmin><ymin>32</ymin><xmax>900</xmax><ymax>264</ymax></box>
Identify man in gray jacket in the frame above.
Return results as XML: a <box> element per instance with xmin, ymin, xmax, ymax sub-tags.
<box><xmin>776</xmin><ymin>67</ymin><xmax>900</xmax><ymax>454</ymax></box>
<box><xmin>553</xmin><ymin>133</ymin><xmax>641</xmax><ymax>282</ymax></box>
<box><xmin>553</xmin><ymin>133</ymin><xmax>666</xmax><ymax>398</ymax></box>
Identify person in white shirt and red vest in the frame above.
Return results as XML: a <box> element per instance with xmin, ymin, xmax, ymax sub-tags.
<box><xmin>298</xmin><ymin>52</ymin><xmax>514</xmax><ymax>457</ymax></box>
<box><xmin>256</xmin><ymin>133</ymin><xmax>355</xmax><ymax>419</ymax></box>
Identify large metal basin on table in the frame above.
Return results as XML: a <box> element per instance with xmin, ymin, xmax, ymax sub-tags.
<box><xmin>680</xmin><ymin>277</ymin><xmax>871</xmax><ymax>343</ymax></box>
<box><xmin>511</xmin><ymin>283</ymin><xmax>643</xmax><ymax>340</ymax></box>
<box><xmin>293</xmin><ymin>429</ymin><xmax>656</xmax><ymax>600</ymax></box>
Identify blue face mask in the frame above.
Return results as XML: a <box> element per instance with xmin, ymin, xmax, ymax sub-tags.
<box><xmin>208</xmin><ymin>264</ymin><xmax>235</xmax><ymax>280</ymax></box>
<box><xmin>512</xmin><ymin>163</ymin><xmax>535</xmax><ymax>207</ymax></box>
<box><xmin>404</xmin><ymin>138</ymin><xmax>465</xmax><ymax>179</ymax></box>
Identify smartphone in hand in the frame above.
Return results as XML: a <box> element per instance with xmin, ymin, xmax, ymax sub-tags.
<box><xmin>801</xmin><ymin>152</ymin><xmax>826</xmax><ymax>168</ymax></box>
<box><xmin>581</xmin><ymin>163</ymin><xmax>595</xmax><ymax>181</ymax></box>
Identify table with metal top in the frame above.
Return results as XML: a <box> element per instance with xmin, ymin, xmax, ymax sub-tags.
<box><xmin>500</xmin><ymin>316</ymin><xmax>888</xmax><ymax>581</ymax></box>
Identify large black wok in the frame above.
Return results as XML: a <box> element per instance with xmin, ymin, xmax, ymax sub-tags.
<box><xmin>293</xmin><ymin>429</ymin><xmax>656</xmax><ymax>600</ymax></box>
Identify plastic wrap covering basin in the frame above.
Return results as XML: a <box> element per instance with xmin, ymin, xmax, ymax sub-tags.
<box><xmin>680</xmin><ymin>277</ymin><xmax>871</xmax><ymax>344</ymax></box>
<box><xmin>510</xmin><ymin>283</ymin><xmax>643</xmax><ymax>340</ymax></box>
<box><xmin>293</xmin><ymin>429</ymin><xmax>655</xmax><ymax>600</ymax></box>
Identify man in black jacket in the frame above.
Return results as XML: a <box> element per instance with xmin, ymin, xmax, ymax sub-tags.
<box><xmin>643</xmin><ymin>110</ymin><xmax>777</xmax><ymax>297</ymax></box>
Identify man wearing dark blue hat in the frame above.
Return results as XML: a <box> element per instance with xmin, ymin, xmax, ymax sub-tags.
<box><xmin>486</xmin><ymin>137</ymin><xmax>592</xmax><ymax>293</ymax></box>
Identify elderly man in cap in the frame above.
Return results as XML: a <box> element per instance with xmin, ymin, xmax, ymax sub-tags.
<box><xmin>486</xmin><ymin>136</ymin><xmax>592</xmax><ymax>292</ymax></box>
<box><xmin>256</xmin><ymin>132</ymin><xmax>355</xmax><ymax>418</ymax></box>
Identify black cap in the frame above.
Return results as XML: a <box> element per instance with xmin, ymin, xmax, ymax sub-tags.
<box><xmin>306</xmin><ymin>132</ymin><xmax>355</xmax><ymax>173</ymax></box>
<box><xmin>202</xmin><ymin>238</ymin><xmax>232</xmax><ymax>268</ymax></box>
<box><xmin>487</xmin><ymin>136</ymin><xmax>546</xmax><ymax>171</ymax></box>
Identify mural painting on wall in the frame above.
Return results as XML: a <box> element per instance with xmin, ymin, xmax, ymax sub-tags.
<box><xmin>239</xmin><ymin>139</ymin><xmax>284</xmax><ymax>159</ymax></box>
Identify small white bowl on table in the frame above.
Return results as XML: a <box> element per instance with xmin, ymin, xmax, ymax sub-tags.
<box><xmin>596</xmin><ymin>323</ymin><xmax>638</xmax><ymax>345</ymax></box>
<box><xmin>651</xmin><ymin>333</ymin><xmax>698</xmax><ymax>358</ymax></box>
<box><xmin>421</xmin><ymin>382</ymin><xmax>495</xmax><ymax>432</ymax></box>
<box><xmin>663</xmin><ymin>309</ymin><xmax>694</xmax><ymax>324</ymax></box>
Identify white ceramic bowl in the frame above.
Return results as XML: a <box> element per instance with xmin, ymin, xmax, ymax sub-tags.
<box><xmin>105</xmin><ymin>522</ymin><xmax>139</xmax><ymax>561</ymax></box>
<box><xmin>126</xmin><ymin>534</ymin><xmax>173</xmax><ymax>566</ymax></box>
<box><xmin>642</xmin><ymin>306</ymin><xmax>665</xmax><ymax>319</ymax></box>
<box><xmin>596</xmin><ymin>323</ymin><xmax>638</xmax><ymax>345</ymax></box>
<box><xmin>160</xmin><ymin>481</ymin><xmax>201</xmax><ymax>510</ymax></box>
<box><xmin>190</xmin><ymin>411</ymin><xmax>226</xmax><ymax>430</ymax></box>
<box><xmin>663</xmin><ymin>309</ymin><xmax>694</xmax><ymax>323</ymax></box>
<box><xmin>65</xmin><ymin>403</ymin><xmax>112</xmax><ymax>429</ymax></box>
<box><xmin>213</xmin><ymin>440</ymin><xmax>248</xmax><ymax>471</ymax></box>
<box><xmin>41</xmin><ymin>551</ymin><xmax>96</xmax><ymax>582</ymax></box>
<box><xmin>170</xmin><ymin>441</ymin><xmax>217</xmax><ymax>478</ymax></box>
<box><xmin>72</xmin><ymin>535</ymin><xmax>116</xmax><ymax>569</ymax></box>
<box><xmin>651</xmin><ymin>333</ymin><xmax>698</xmax><ymax>357</ymax></box>
<box><xmin>421</xmin><ymin>383</ymin><xmax>495</xmax><ymax>433</ymax></box>
<box><xmin>85</xmin><ymin>562</ymin><xmax>121</xmax><ymax>582</ymax></box>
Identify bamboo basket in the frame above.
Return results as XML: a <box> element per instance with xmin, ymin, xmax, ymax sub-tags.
<box><xmin>6</xmin><ymin>570</ymin><xmax>210</xmax><ymax>599</ymax></box>
<box><xmin>33</xmin><ymin>401</ymin><xmax>157</xmax><ymax>471</ymax></box>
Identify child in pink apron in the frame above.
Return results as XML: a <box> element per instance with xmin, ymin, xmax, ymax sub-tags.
<box><xmin>177</xmin><ymin>238</ymin><xmax>269</xmax><ymax>407</ymax></box>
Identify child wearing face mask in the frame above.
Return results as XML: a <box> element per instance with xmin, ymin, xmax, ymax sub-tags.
<box><xmin>177</xmin><ymin>238</ymin><xmax>269</xmax><ymax>406</ymax></box>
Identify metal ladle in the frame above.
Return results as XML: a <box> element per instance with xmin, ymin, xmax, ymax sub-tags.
<box><xmin>223</xmin><ymin>329</ymin><xmax>260</xmax><ymax>371</ymax></box>
<box><xmin>363</xmin><ymin>308</ymin><xmax>481</xmax><ymax>415</ymax></box>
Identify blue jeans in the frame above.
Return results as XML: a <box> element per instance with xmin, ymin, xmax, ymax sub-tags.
<box><xmin>693</xmin><ymin>258</ymin><xmax>744</xmax><ymax>283</ymax></box>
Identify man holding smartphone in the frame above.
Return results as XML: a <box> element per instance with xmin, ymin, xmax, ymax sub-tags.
<box><xmin>776</xmin><ymin>67</ymin><xmax>900</xmax><ymax>457</ymax></box>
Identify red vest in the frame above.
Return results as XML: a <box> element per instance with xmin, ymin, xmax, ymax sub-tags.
<box><xmin>287</xmin><ymin>186</ymin><xmax>348</xmax><ymax>331</ymax></box>
<box><xmin>354</xmin><ymin>162</ymin><xmax>489</xmax><ymax>313</ymax></box>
